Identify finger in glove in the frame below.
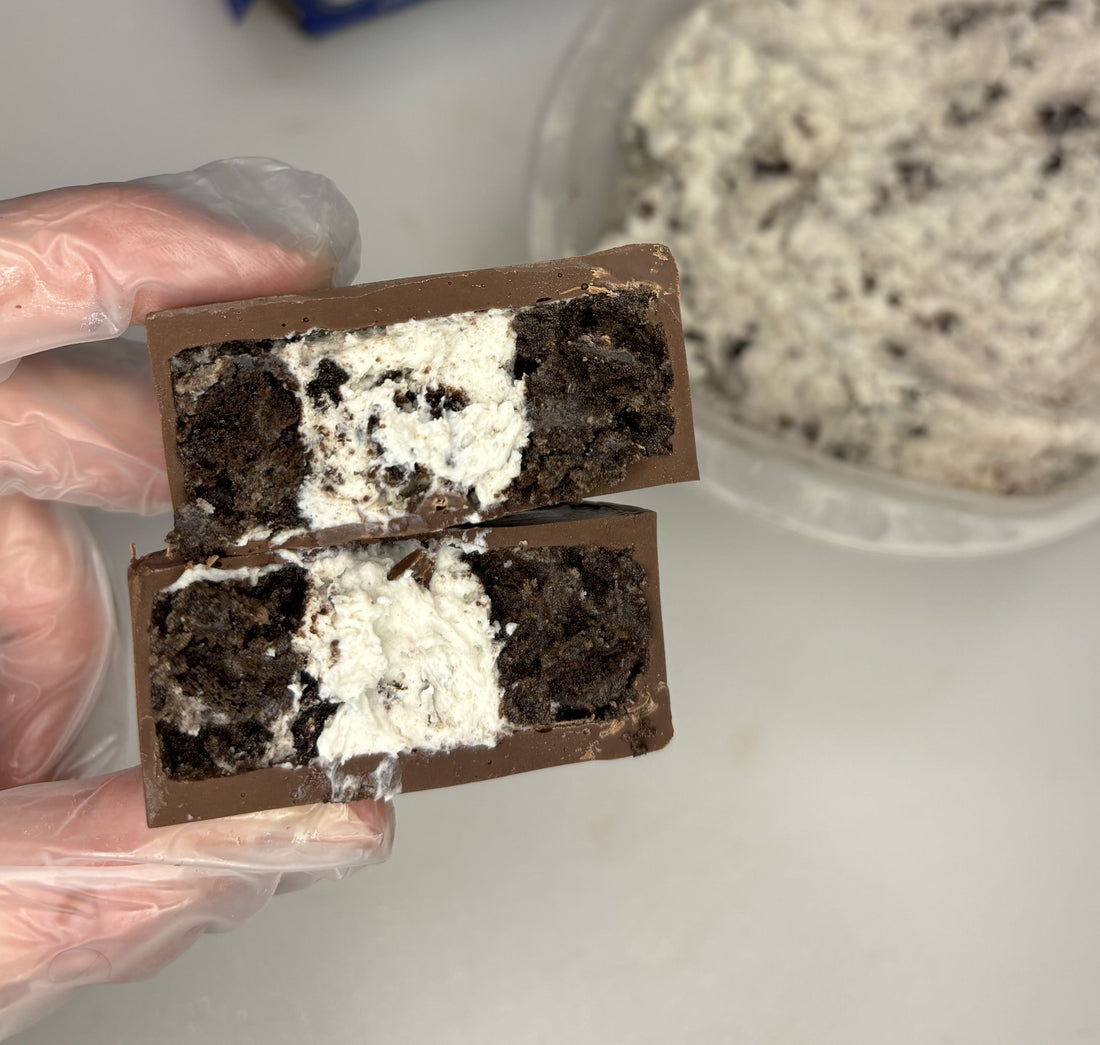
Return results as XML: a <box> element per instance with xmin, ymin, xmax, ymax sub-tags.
<box><xmin>0</xmin><ymin>495</ymin><xmax>114</xmax><ymax>790</ymax></box>
<box><xmin>0</xmin><ymin>768</ymin><xmax>393</xmax><ymax>1040</ymax></box>
<box><xmin>0</xmin><ymin>157</ymin><xmax>361</xmax><ymax>366</ymax></box>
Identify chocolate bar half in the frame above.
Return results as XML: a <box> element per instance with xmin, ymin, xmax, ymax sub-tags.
<box><xmin>130</xmin><ymin>504</ymin><xmax>671</xmax><ymax>827</ymax></box>
<box><xmin>146</xmin><ymin>244</ymin><xmax>696</xmax><ymax>559</ymax></box>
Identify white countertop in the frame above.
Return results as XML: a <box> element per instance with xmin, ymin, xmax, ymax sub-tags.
<box><xmin>5</xmin><ymin>2</ymin><xmax>1100</xmax><ymax>1042</ymax></box>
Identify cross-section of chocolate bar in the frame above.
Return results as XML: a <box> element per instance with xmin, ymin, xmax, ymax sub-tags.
<box><xmin>145</xmin><ymin>244</ymin><xmax>696</xmax><ymax>559</ymax></box>
<box><xmin>130</xmin><ymin>504</ymin><xmax>671</xmax><ymax>828</ymax></box>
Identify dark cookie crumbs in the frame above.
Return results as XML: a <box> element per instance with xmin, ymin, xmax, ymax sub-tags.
<box><xmin>467</xmin><ymin>544</ymin><xmax>649</xmax><ymax>728</ymax></box>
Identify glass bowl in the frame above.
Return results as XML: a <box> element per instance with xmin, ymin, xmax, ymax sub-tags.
<box><xmin>528</xmin><ymin>0</ymin><xmax>1100</xmax><ymax>556</ymax></box>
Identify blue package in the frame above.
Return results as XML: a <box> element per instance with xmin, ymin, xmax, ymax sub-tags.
<box><xmin>229</xmin><ymin>0</ymin><xmax>433</xmax><ymax>35</ymax></box>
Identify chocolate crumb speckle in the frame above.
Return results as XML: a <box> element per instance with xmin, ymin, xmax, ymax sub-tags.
<box><xmin>424</xmin><ymin>385</ymin><xmax>469</xmax><ymax>419</ymax></box>
<box><xmin>1041</xmin><ymin>149</ymin><xmax>1064</xmax><ymax>176</ymax></box>
<box><xmin>625</xmin><ymin>719</ymin><xmax>659</xmax><ymax>757</ymax></box>
<box><xmin>896</xmin><ymin>159</ymin><xmax>940</xmax><ymax>198</ymax></box>
<box><xmin>724</xmin><ymin>324</ymin><xmax>758</xmax><ymax>360</ymax></box>
<box><xmin>1032</xmin><ymin>0</ymin><xmax>1070</xmax><ymax>17</ymax></box>
<box><xmin>829</xmin><ymin>443</ymin><xmax>868</xmax><ymax>463</ymax></box>
<box><xmin>305</xmin><ymin>358</ymin><xmax>349</xmax><ymax>408</ymax></box>
<box><xmin>1037</xmin><ymin>99</ymin><xmax>1093</xmax><ymax>136</ymax></box>
<box><xmin>923</xmin><ymin>2</ymin><xmax>1002</xmax><ymax>39</ymax></box>
<box><xmin>752</xmin><ymin>155</ymin><xmax>793</xmax><ymax>177</ymax></box>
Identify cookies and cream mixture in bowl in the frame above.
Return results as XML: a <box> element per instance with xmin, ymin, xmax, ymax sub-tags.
<box><xmin>530</xmin><ymin>0</ymin><xmax>1100</xmax><ymax>553</ymax></box>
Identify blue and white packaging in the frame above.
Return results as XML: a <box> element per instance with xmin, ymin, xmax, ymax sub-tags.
<box><xmin>229</xmin><ymin>0</ymin><xmax>433</xmax><ymax>35</ymax></box>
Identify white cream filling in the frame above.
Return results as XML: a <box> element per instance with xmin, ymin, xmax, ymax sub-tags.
<box><xmin>169</xmin><ymin>538</ymin><xmax>507</xmax><ymax>764</ymax></box>
<box><xmin>164</xmin><ymin>562</ymin><xmax>278</xmax><ymax>594</ymax></box>
<box><xmin>299</xmin><ymin>538</ymin><xmax>505</xmax><ymax>760</ymax></box>
<box><xmin>164</xmin><ymin>530</ymin><xmax>511</xmax><ymax>765</ymax></box>
<box><xmin>278</xmin><ymin>310</ymin><xmax>531</xmax><ymax>530</ymax></box>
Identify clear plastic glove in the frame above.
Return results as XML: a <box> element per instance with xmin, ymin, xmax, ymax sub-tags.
<box><xmin>0</xmin><ymin>160</ymin><xmax>393</xmax><ymax>1041</ymax></box>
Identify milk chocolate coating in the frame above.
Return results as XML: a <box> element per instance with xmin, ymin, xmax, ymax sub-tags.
<box><xmin>130</xmin><ymin>504</ymin><xmax>672</xmax><ymax>828</ymax></box>
<box><xmin>145</xmin><ymin>244</ymin><xmax>697</xmax><ymax>557</ymax></box>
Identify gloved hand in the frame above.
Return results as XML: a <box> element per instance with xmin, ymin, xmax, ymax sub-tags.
<box><xmin>0</xmin><ymin>160</ymin><xmax>394</xmax><ymax>1041</ymax></box>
